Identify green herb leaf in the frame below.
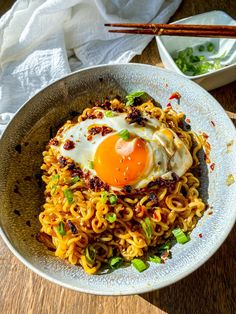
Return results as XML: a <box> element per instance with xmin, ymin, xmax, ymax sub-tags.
<box><xmin>207</xmin><ymin>42</ymin><xmax>215</xmax><ymax>52</ymax></box>
<box><xmin>105</xmin><ymin>111</ymin><xmax>115</xmax><ymax>117</ymax></box>
<box><xmin>140</xmin><ymin>217</ymin><xmax>153</xmax><ymax>240</ymax></box>
<box><xmin>70</xmin><ymin>176</ymin><xmax>80</xmax><ymax>185</ymax></box>
<box><xmin>172</xmin><ymin>228</ymin><xmax>189</xmax><ymax>244</ymax></box>
<box><xmin>101</xmin><ymin>191</ymin><xmax>108</xmax><ymax>203</ymax></box>
<box><xmin>58</xmin><ymin>221</ymin><xmax>66</xmax><ymax>236</ymax></box>
<box><xmin>88</xmin><ymin>161</ymin><xmax>94</xmax><ymax>169</ymax></box>
<box><xmin>125</xmin><ymin>91</ymin><xmax>146</xmax><ymax>106</ymax></box>
<box><xmin>108</xmin><ymin>256</ymin><xmax>123</xmax><ymax>269</ymax></box>
<box><xmin>198</xmin><ymin>45</ymin><xmax>205</xmax><ymax>52</ymax></box>
<box><xmin>105</xmin><ymin>212</ymin><xmax>117</xmax><ymax>223</ymax></box>
<box><xmin>109</xmin><ymin>194</ymin><xmax>118</xmax><ymax>205</ymax></box>
<box><xmin>149</xmin><ymin>256</ymin><xmax>162</xmax><ymax>263</ymax></box>
<box><xmin>118</xmin><ymin>129</ymin><xmax>130</xmax><ymax>141</ymax></box>
<box><xmin>85</xmin><ymin>244</ymin><xmax>96</xmax><ymax>265</ymax></box>
<box><xmin>64</xmin><ymin>188</ymin><xmax>73</xmax><ymax>204</ymax></box>
<box><xmin>226</xmin><ymin>174</ymin><xmax>235</xmax><ymax>186</ymax></box>
<box><xmin>131</xmin><ymin>258</ymin><xmax>147</xmax><ymax>272</ymax></box>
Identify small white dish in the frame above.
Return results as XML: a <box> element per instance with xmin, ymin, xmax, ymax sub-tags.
<box><xmin>156</xmin><ymin>10</ymin><xmax>236</xmax><ymax>90</ymax></box>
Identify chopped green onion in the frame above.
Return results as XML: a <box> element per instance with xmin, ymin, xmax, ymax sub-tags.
<box><xmin>207</xmin><ymin>42</ymin><xmax>215</xmax><ymax>52</ymax></box>
<box><xmin>105</xmin><ymin>212</ymin><xmax>117</xmax><ymax>223</ymax></box>
<box><xmin>85</xmin><ymin>244</ymin><xmax>96</xmax><ymax>265</ymax></box>
<box><xmin>64</xmin><ymin>188</ymin><xmax>73</xmax><ymax>204</ymax></box>
<box><xmin>226</xmin><ymin>174</ymin><xmax>235</xmax><ymax>186</ymax></box>
<box><xmin>118</xmin><ymin>129</ymin><xmax>130</xmax><ymax>141</ymax></box>
<box><xmin>109</xmin><ymin>194</ymin><xmax>118</xmax><ymax>205</ymax></box>
<box><xmin>58</xmin><ymin>221</ymin><xmax>66</xmax><ymax>236</ymax></box>
<box><xmin>186</xmin><ymin>47</ymin><xmax>193</xmax><ymax>56</ymax></box>
<box><xmin>199</xmin><ymin>55</ymin><xmax>206</xmax><ymax>61</ymax></box>
<box><xmin>140</xmin><ymin>217</ymin><xmax>153</xmax><ymax>240</ymax></box>
<box><xmin>70</xmin><ymin>176</ymin><xmax>80</xmax><ymax>185</ymax></box>
<box><xmin>190</xmin><ymin>55</ymin><xmax>200</xmax><ymax>63</ymax></box>
<box><xmin>131</xmin><ymin>258</ymin><xmax>148</xmax><ymax>272</ymax></box>
<box><xmin>213</xmin><ymin>59</ymin><xmax>221</xmax><ymax>70</ymax></box>
<box><xmin>108</xmin><ymin>256</ymin><xmax>123</xmax><ymax>269</ymax></box>
<box><xmin>198</xmin><ymin>45</ymin><xmax>205</xmax><ymax>52</ymax></box>
<box><xmin>51</xmin><ymin>174</ymin><xmax>60</xmax><ymax>194</ymax></box>
<box><xmin>101</xmin><ymin>191</ymin><xmax>108</xmax><ymax>203</ymax></box>
<box><xmin>126</xmin><ymin>91</ymin><xmax>146</xmax><ymax>106</ymax></box>
<box><xmin>105</xmin><ymin>111</ymin><xmax>115</xmax><ymax>117</ymax></box>
<box><xmin>149</xmin><ymin>256</ymin><xmax>162</xmax><ymax>264</ymax></box>
<box><xmin>172</xmin><ymin>228</ymin><xmax>189</xmax><ymax>244</ymax></box>
<box><xmin>158</xmin><ymin>241</ymin><xmax>171</xmax><ymax>252</ymax></box>
<box><xmin>88</xmin><ymin>161</ymin><xmax>94</xmax><ymax>169</ymax></box>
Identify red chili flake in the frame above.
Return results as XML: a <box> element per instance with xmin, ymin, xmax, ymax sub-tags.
<box><xmin>211</xmin><ymin>121</ymin><xmax>215</xmax><ymax>127</ymax></box>
<box><xmin>208</xmin><ymin>211</ymin><xmax>213</xmax><ymax>215</ymax></box>
<box><xmin>210</xmin><ymin>163</ymin><xmax>215</xmax><ymax>171</ymax></box>
<box><xmin>166</xmin><ymin>103</ymin><xmax>172</xmax><ymax>108</ymax></box>
<box><xmin>87</xmin><ymin>134</ymin><xmax>93</xmax><ymax>141</ymax></box>
<box><xmin>89</xmin><ymin>126</ymin><xmax>101</xmax><ymax>136</ymax></box>
<box><xmin>198</xmin><ymin>233</ymin><xmax>203</xmax><ymax>238</ymax></box>
<box><xmin>48</xmin><ymin>138</ymin><xmax>59</xmax><ymax>146</ymax></box>
<box><xmin>202</xmin><ymin>132</ymin><xmax>209</xmax><ymax>139</ymax></box>
<box><xmin>169</xmin><ymin>92</ymin><xmax>181</xmax><ymax>100</ymax></box>
<box><xmin>101</xmin><ymin>126</ymin><xmax>113</xmax><ymax>136</ymax></box>
<box><xmin>185</xmin><ymin>118</ymin><xmax>191</xmax><ymax>124</ymax></box>
<box><xmin>63</xmin><ymin>139</ymin><xmax>75</xmax><ymax>150</ymax></box>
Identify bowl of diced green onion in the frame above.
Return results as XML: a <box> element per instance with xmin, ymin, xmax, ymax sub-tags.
<box><xmin>156</xmin><ymin>10</ymin><xmax>236</xmax><ymax>90</ymax></box>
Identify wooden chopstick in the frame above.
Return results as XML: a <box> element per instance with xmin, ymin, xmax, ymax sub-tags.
<box><xmin>105</xmin><ymin>23</ymin><xmax>236</xmax><ymax>38</ymax></box>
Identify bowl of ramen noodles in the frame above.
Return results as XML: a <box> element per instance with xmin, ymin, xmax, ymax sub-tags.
<box><xmin>0</xmin><ymin>64</ymin><xmax>235</xmax><ymax>295</ymax></box>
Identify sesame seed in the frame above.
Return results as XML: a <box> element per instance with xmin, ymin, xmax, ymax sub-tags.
<box><xmin>137</xmin><ymin>161</ymin><xmax>141</xmax><ymax>165</ymax></box>
<box><xmin>128</xmin><ymin>156</ymin><xmax>131</xmax><ymax>160</ymax></box>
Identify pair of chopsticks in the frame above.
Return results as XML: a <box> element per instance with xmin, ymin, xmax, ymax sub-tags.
<box><xmin>105</xmin><ymin>23</ymin><xmax>236</xmax><ymax>38</ymax></box>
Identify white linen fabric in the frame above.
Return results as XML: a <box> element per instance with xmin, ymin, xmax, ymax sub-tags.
<box><xmin>0</xmin><ymin>0</ymin><xmax>181</xmax><ymax>135</ymax></box>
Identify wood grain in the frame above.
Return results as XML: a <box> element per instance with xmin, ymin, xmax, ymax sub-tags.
<box><xmin>0</xmin><ymin>1</ymin><xmax>235</xmax><ymax>314</ymax></box>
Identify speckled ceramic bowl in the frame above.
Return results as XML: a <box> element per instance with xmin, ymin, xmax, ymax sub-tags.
<box><xmin>0</xmin><ymin>64</ymin><xmax>235</xmax><ymax>295</ymax></box>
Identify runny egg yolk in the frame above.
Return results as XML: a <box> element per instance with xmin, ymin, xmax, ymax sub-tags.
<box><xmin>94</xmin><ymin>133</ymin><xmax>149</xmax><ymax>187</ymax></box>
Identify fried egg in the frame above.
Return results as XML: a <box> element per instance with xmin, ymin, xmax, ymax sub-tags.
<box><xmin>52</xmin><ymin>109</ymin><xmax>193</xmax><ymax>190</ymax></box>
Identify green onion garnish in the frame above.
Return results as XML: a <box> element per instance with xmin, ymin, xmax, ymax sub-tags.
<box><xmin>140</xmin><ymin>217</ymin><xmax>153</xmax><ymax>240</ymax></box>
<box><xmin>109</xmin><ymin>194</ymin><xmax>118</xmax><ymax>205</ymax></box>
<box><xmin>131</xmin><ymin>258</ymin><xmax>148</xmax><ymax>272</ymax></box>
<box><xmin>108</xmin><ymin>256</ymin><xmax>123</xmax><ymax>269</ymax></box>
<box><xmin>51</xmin><ymin>174</ymin><xmax>60</xmax><ymax>194</ymax></box>
<box><xmin>58</xmin><ymin>221</ymin><xmax>66</xmax><ymax>236</ymax></box>
<box><xmin>198</xmin><ymin>45</ymin><xmax>205</xmax><ymax>52</ymax></box>
<box><xmin>85</xmin><ymin>244</ymin><xmax>96</xmax><ymax>265</ymax></box>
<box><xmin>88</xmin><ymin>161</ymin><xmax>94</xmax><ymax>169</ymax></box>
<box><xmin>70</xmin><ymin>176</ymin><xmax>80</xmax><ymax>185</ymax></box>
<box><xmin>118</xmin><ymin>129</ymin><xmax>130</xmax><ymax>141</ymax></box>
<box><xmin>126</xmin><ymin>91</ymin><xmax>146</xmax><ymax>106</ymax></box>
<box><xmin>101</xmin><ymin>191</ymin><xmax>108</xmax><ymax>203</ymax></box>
<box><xmin>207</xmin><ymin>42</ymin><xmax>215</xmax><ymax>52</ymax></box>
<box><xmin>105</xmin><ymin>212</ymin><xmax>117</xmax><ymax>223</ymax></box>
<box><xmin>158</xmin><ymin>241</ymin><xmax>171</xmax><ymax>252</ymax></box>
<box><xmin>105</xmin><ymin>111</ymin><xmax>115</xmax><ymax>117</ymax></box>
<box><xmin>172</xmin><ymin>228</ymin><xmax>189</xmax><ymax>244</ymax></box>
<box><xmin>174</xmin><ymin>43</ymin><xmax>222</xmax><ymax>76</ymax></box>
<box><xmin>64</xmin><ymin>188</ymin><xmax>73</xmax><ymax>204</ymax></box>
<box><xmin>149</xmin><ymin>256</ymin><xmax>162</xmax><ymax>264</ymax></box>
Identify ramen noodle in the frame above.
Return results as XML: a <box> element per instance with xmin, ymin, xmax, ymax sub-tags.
<box><xmin>39</xmin><ymin>93</ymin><xmax>205</xmax><ymax>274</ymax></box>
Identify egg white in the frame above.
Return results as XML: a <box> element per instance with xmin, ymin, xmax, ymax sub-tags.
<box><xmin>52</xmin><ymin>109</ymin><xmax>192</xmax><ymax>190</ymax></box>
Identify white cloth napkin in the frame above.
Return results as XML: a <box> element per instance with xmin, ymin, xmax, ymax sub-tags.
<box><xmin>0</xmin><ymin>0</ymin><xmax>181</xmax><ymax>135</ymax></box>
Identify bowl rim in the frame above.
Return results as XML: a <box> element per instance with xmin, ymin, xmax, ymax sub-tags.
<box><xmin>0</xmin><ymin>63</ymin><xmax>236</xmax><ymax>295</ymax></box>
<box><xmin>156</xmin><ymin>10</ymin><xmax>236</xmax><ymax>79</ymax></box>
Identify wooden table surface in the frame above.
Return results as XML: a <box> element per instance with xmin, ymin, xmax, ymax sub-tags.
<box><xmin>0</xmin><ymin>1</ymin><xmax>235</xmax><ymax>313</ymax></box>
